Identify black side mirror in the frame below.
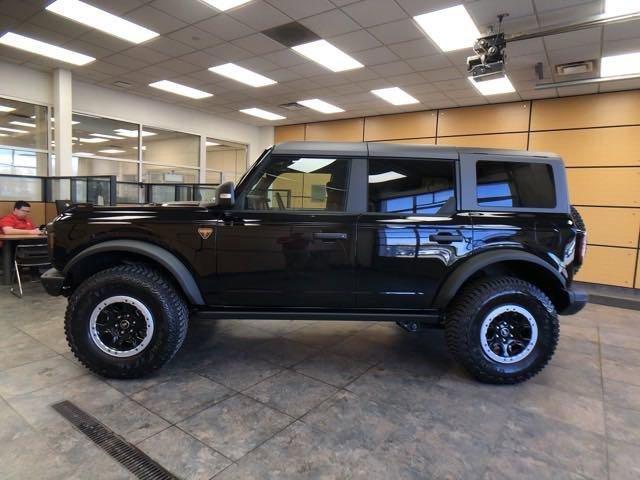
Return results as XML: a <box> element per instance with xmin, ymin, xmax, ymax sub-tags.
<box><xmin>216</xmin><ymin>181</ymin><xmax>235</xmax><ymax>208</ymax></box>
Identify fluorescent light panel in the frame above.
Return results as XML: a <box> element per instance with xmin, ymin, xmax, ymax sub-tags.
<box><xmin>98</xmin><ymin>149</ymin><xmax>126</xmax><ymax>154</ymax></box>
<box><xmin>468</xmin><ymin>75</ymin><xmax>515</xmax><ymax>95</ymax></box>
<box><xmin>0</xmin><ymin>32</ymin><xmax>94</xmax><ymax>65</ymax></box>
<box><xmin>0</xmin><ymin>106</ymin><xmax>15</xmax><ymax>113</ymax></box>
<box><xmin>0</xmin><ymin>126</ymin><xmax>28</xmax><ymax>133</ymax></box>
<box><xmin>115</xmin><ymin>129</ymin><xmax>156</xmax><ymax>137</ymax></box>
<box><xmin>200</xmin><ymin>0</ymin><xmax>252</xmax><ymax>11</ymax></box>
<box><xmin>206</xmin><ymin>141</ymin><xmax>220</xmax><ymax>146</ymax></box>
<box><xmin>46</xmin><ymin>0</ymin><xmax>158</xmax><ymax>44</ymax></box>
<box><xmin>371</xmin><ymin>87</ymin><xmax>419</xmax><ymax>105</ymax></box>
<box><xmin>9</xmin><ymin>121</ymin><xmax>36</xmax><ymax>128</ymax></box>
<box><xmin>369</xmin><ymin>171</ymin><xmax>407</xmax><ymax>183</ymax></box>
<box><xmin>74</xmin><ymin>152</ymin><xmax>94</xmax><ymax>156</ymax></box>
<box><xmin>292</xmin><ymin>40</ymin><xmax>363</xmax><ymax>72</ymax></box>
<box><xmin>289</xmin><ymin>158</ymin><xmax>335</xmax><ymax>173</ymax></box>
<box><xmin>51</xmin><ymin>118</ymin><xmax>80</xmax><ymax>125</ymax></box>
<box><xmin>297</xmin><ymin>99</ymin><xmax>344</xmax><ymax>114</ymax></box>
<box><xmin>601</xmin><ymin>52</ymin><xmax>640</xmax><ymax>76</ymax></box>
<box><xmin>605</xmin><ymin>0</ymin><xmax>640</xmax><ymax>15</ymax></box>
<box><xmin>209</xmin><ymin>63</ymin><xmax>276</xmax><ymax>87</ymax></box>
<box><xmin>90</xmin><ymin>133</ymin><xmax>124</xmax><ymax>140</ymax></box>
<box><xmin>240</xmin><ymin>108</ymin><xmax>285</xmax><ymax>121</ymax></box>
<box><xmin>79</xmin><ymin>137</ymin><xmax>109</xmax><ymax>143</ymax></box>
<box><xmin>414</xmin><ymin>5</ymin><xmax>481</xmax><ymax>52</ymax></box>
<box><xmin>149</xmin><ymin>80</ymin><xmax>213</xmax><ymax>99</ymax></box>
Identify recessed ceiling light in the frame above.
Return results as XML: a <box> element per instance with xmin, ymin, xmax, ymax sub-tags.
<box><xmin>79</xmin><ymin>137</ymin><xmax>109</xmax><ymax>143</ymax></box>
<box><xmin>605</xmin><ymin>0</ymin><xmax>640</xmax><ymax>15</ymax></box>
<box><xmin>371</xmin><ymin>87</ymin><xmax>420</xmax><ymax>105</ymax></box>
<box><xmin>149</xmin><ymin>80</ymin><xmax>213</xmax><ymax>99</ymax></box>
<box><xmin>200</xmin><ymin>0</ymin><xmax>252</xmax><ymax>11</ymax></box>
<box><xmin>90</xmin><ymin>133</ymin><xmax>124</xmax><ymax>140</ymax></box>
<box><xmin>0</xmin><ymin>106</ymin><xmax>15</xmax><ymax>113</ymax></box>
<box><xmin>414</xmin><ymin>5</ymin><xmax>481</xmax><ymax>52</ymax></box>
<box><xmin>46</xmin><ymin>0</ymin><xmax>158</xmax><ymax>44</ymax></box>
<box><xmin>0</xmin><ymin>32</ymin><xmax>95</xmax><ymax>65</ymax></box>
<box><xmin>0</xmin><ymin>126</ymin><xmax>28</xmax><ymax>133</ymax></box>
<box><xmin>368</xmin><ymin>171</ymin><xmax>407</xmax><ymax>183</ymax></box>
<box><xmin>240</xmin><ymin>108</ymin><xmax>286</xmax><ymax>121</ymax></box>
<box><xmin>74</xmin><ymin>152</ymin><xmax>95</xmax><ymax>156</ymax></box>
<box><xmin>297</xmin><ymin>99</ymin><xmax>345</xmax><ymax>114</ymax></box>
<box><xmin>51</xmin><ymin>118</ymin><xmax>80</xmax><ymax>125</ymax></box>
<box><xmin>9</xmin><ymin>121</ymin><xmax>36</xmax><ymax>128</ymax></box>
<box><xmin>98</xmin><ymin>149</ymin><xmax>126</xmax><ymax>154</ymax></box>
<box><xmin>468</xmin><ymin>75</ymin><xmax>515</xmax><ymax>95</ymax></box>
<box><xmin>206</xmin><ymin>141</ymin><xmax>220</xmax><ymax>146</ymax></box>
<box><xmin>292</xmin><ymin>39</ymin><xmax>363</xmax><ymax>72</ymax></box>
<box><xmin>0</xmin><ymin>133</ymin><xmax>8</xmax><ymax>137</ymax></box>
<box><xmin>601</xmin><ymin>51</ymin><xmax>640</xmax><ymax>76</ymax></box>
<box><xmin>209</xmin><ymin>63</ymin><xmax>277</xmax><ymax>87</ymax></box>
<box><xmin>115</xmin><ymin>129</ymin><xmax>156</xmax><ymax>137</ymax></box>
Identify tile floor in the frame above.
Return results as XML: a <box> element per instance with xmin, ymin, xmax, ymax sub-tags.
<box><xmin>0</xmin><ymin>283</ymin><xmax>639</xmax><ymax>479</ymax></box>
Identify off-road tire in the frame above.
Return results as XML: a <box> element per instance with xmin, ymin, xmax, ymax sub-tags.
<box><xmin>570</xmin><ymin>205</ymin><xmax>585</xmax><ymax>232</ymax></box>
<box><xmin>65</xmin><ymin>264</ymin><xmax>189</xmax><ymax>378</ymax></box>
<box><xmin>445</xmin><ymin>276</ymin><xmax>559</xmax><ymax>384</ymax></box>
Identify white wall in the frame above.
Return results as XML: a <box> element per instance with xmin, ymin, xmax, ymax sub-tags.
<box><xmin>0</xmin><ymin>60</ymin><xmax>275</xmax><ymax>166</ymax></box>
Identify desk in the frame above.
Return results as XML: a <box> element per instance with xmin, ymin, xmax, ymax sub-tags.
<box><xmin>0</xmin><ymin>234</ymin><xmax>46</xmax><ymax>285</ymax></box>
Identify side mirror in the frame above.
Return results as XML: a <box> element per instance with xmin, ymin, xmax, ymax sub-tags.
<box><xmin>215</xmin><ymin>181</ymin><xmax>235</xmax><ymax>208</ymax></box>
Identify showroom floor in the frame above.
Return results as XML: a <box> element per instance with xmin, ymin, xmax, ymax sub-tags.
<box><xmin>0</xmin><ymin>284</ymin><xmax>638</xmax><ymax>480</ymax></box>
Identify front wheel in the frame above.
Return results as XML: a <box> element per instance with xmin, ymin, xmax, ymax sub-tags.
<box><xmin>445</xmin><ymin>277</ymin><xmax>559</xmax><ymax>384</ymax></box>
<box><xmin>65</xmin><ymin>264</ymin><xmax>189</xmax><ymax>378</ymax></box>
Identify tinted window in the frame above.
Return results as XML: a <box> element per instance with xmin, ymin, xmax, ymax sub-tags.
<box><xmin>245</xmin><ymin>156</ymin><xmax>349</xmax><ymax>211</ymax></box>
<box><xmin>476</xmin><ymin>161</ymin><xmax>555</xmax><ymax>208</ymax></box>
<box><xmin>368</xmin><ymin>158</ymin><xmax>456</xmax><ymax>214</ymax></box>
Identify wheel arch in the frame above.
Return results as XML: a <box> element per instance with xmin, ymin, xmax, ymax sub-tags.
<box><xmin>63</xmin><ymin>240</ymin><xmax>205</xmax><ymax>305</ymax></box>
<box><xmin>434</xmin><ymin>250</ymin><xmax>568</xmax><ymax>312</ymax></box>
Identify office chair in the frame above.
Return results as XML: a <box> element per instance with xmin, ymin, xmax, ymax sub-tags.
<box><xmin>10</xmin><ymin>240</ymin><xmax>50</xmax><ymax>298</ymax></box>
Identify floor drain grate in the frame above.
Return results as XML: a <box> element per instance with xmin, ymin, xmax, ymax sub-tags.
<box><xmin>52</xmin><ymin>400</ymin><xmax>178</xmax><ymax>480</ymax></box>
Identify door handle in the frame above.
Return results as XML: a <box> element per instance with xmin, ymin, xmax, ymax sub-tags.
<box><xmin>313</xmin><ymin>232</ymin><xmax>348</xmax><ymax>240</ymax></box>
<box><xmin>429</xmin><ymin>232</ymin><xmax>463</xmax><ymax>244</ymax></box>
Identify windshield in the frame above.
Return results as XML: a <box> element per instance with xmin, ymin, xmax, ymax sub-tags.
<box><xmin>235</xmin><ymin>146</ymin><xmax>273</xmax><ymax>193</ymax></box>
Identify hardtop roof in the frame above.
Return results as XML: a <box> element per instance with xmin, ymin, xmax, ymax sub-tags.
<box><xmin>272</xmin><ymin>141</ymin><xmax>561</xmax><ymax>161</ymax></box>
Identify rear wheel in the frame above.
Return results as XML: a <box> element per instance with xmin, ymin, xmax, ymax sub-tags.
<box><xmin>445</xmin><ymin>276</ymin><xmax>558</xmax><ymax>384</ymax></box>
<box><xmin>65</xmin><ymin>264</ymin><xmax>189</xmax><ymax>378</ymax></box>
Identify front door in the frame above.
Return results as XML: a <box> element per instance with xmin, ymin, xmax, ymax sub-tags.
<box><xmin>356</xmin><ymin>156</ymin><xmax>473</xmax><ymax>309</ymax></box>
<box><xmin>209</xmin><ymin>154</ymin><xmax>358</xmax><ymax>308</ymax></box>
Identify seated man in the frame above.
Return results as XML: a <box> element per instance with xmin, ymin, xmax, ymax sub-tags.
<box><xmin>1</xmin><ymin>201</ymin><xmax>41</xmax><ymax>237</ymax></box>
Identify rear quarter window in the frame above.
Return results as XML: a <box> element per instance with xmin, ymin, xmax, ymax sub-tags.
<box><xmin>476</xmin><ymin>161</ymin><xmax>556</xmax><ymax>208</ymax></box>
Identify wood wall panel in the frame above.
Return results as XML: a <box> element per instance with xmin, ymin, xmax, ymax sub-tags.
<box><xmin>305</xmin><ymin>118</ymin><xmax>364</xmax><ymax>141</ymax></box>
<box><xmin>436</xmin><ymin>133</ymin><xmax>528</xmax><ymax>150</ymax></box>
<box><xmin>529</xmin><ymin>126</ymin><xmax>640</xmax><ymax>167</ymax></box>
<box><xmin>575</xmin><ymin>245</ymin><xmax>637</xmax><ymax>287</ymax></box>
<box><xmin>530</xmin><ymin>91</ymin><xmax>640</xmax><ymax>131</ymax></box>
<box><xmin>274</xmin><ymin>124</ymin><xmax>305</xmax><ymax>143</ymax></box>
<box><xmin>0</xmin><ymin>201</ymin><xmax>45</xmax><ymax>226</ymax></box>
<box><xmin>578</xmin><ymin>207</ymin><xmax>640</xmax><ymax>248</ymax></box>
<box><xmin>45</xmin><ymin>203</ymin><xmax>57</xmax><ymax>223</ymax></box>
<box><xmin>567</xmin><ymin>168</ymin><xmax>640</xmax><ymax>207</ymax></box>
<box><xmin>364</xmin><ymin>111</ymin><xmax>437</xmax><ymax>141</ymax></box>
<box><xmin>378</xmin><ymin>138</ymin><xmax>436</xmax><ymax>144</ymax></box>
<box><xmin>437</xmin><ymin>102</ymin><xmax>530</xmax><ymax>136</ymax></box>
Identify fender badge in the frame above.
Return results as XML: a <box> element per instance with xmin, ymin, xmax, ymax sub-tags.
<box><xmin>198</xmin><ymin>227</ymin><xmax>213</xmax><ymax>240</ymax></box>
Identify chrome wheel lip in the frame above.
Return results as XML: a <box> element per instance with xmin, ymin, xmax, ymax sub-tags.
<box><xmin>89</xmin><ymin>296</ymin><xmax>154</xmax><ymax>358</ymax></box>
<box><xmin>480</xmin><ymin>304</ymin><xmax>538</xmax><ymax>364</ymax></box>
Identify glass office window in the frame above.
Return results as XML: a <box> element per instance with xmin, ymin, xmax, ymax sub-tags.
<box><xmin>75</xmin><ymin>156</ymin><xmax>138</xmax><ymax>181</ymax></box>
<box><xmin>141</xmin><ymin>164</ymin><xmax>199</xmax><ymax>184</ymax></box>
<box><xmin>0</xmin><ymin>97</ymin><xmax>48</xmax><ymax>150</ymax></box>
<box><xmin>206</xmin><ymin>139</ymin><xmax>247</xmax><ymax>183</ymax></box>
<box><xmin>141</xmin><ymin>127</ymin><xmax>199</xmax><ymax>183</ymax></box>
<box><xmin>71</xmin><ymin>113</ymin><xmax>139</xmax><ymax>161</ymax></box>
<box><xmin>0</xmin><ymin>148</ymin><xmax>47</xmax><ymax>176</ymax></box>
<box><xmin>368</xmin><ymin>158</ymin><xmax>456</xmax><ymax>215</ymax></box>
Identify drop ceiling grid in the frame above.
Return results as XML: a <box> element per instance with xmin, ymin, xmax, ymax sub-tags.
<box><xmin>0</xmin><ymin>0</ymin><xmax>637</xmax><ymax>126</ymax></box>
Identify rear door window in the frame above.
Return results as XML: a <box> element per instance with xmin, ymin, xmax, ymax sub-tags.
<box><xmin>476</xmin><ymin>161</ymin><xmax>556</xmax><ymax>208</ymax></box>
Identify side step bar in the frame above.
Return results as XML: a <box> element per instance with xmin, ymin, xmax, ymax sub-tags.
<box><xmin>194</xmin><ymin>309</ymin><xmax>442</xmax><ymax>323</ymax></box>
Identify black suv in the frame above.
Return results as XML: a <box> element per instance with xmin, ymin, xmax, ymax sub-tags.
<box><xmin>42</xmin><ymin>142</ymin><xmax>587</xmax><ymax>384</ymax></box>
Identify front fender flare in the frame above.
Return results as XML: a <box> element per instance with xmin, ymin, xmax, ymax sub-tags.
<box><xmin>64</xmin><ymin>239</ymin><xmax>205</xmax><ymax>305</ymax></box>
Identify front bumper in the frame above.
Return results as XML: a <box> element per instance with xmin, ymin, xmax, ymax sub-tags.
<box><xmin>41</xmin><ymin>268</ymin><xmax>65</xmax><ymax>296</ymax></box>
<box><xmin>559</xmin><ymin>288</ymin><xmax>588</xmax><ymax>315</ymax></box>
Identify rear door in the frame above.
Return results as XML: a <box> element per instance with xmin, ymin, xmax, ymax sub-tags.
<box><xmin>356</xmin><ymin>156</ymin><xmax>473</xmax><ymax>309</ymax></box>
<box><xmin>210</xmin><ymin>154</ymin><xmax>360</xmax><ymax>308</ymax></box>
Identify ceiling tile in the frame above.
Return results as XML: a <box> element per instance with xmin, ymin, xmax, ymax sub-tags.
<box><xmin>599</xmin><ymin>77</ymin><xmax>640</xmax><ymax>92</ymax></box>
<box><xmin>330</xmin><ymin>29</ymin><xmax>381</xmax><ymax>52</ymax></box>
<box><xmin>14</xmin><ymin>22</ymin><xmax>72</xmax><ymax>45</ymax></box>
<box><xmin>353</xmin><ymin>46</ymin><xmax>400</xmax><ymax>66</ymax></box>
<box><xmin>125</xmin><ymin>45</ymin><xmax>171</xmax><ymax>64</ymax></box>
<box><xmin>536</xmin><ymin>2</ymin><xmax>602</xmax><ymax>26</ymax></box>
<box><xmin>544</xmin><ymin>27</ymin><xmax>602</xmax><ymax>51</ymax></box>
<box><xmin>227</xmin><ymin>2</ymin><xmax>292</xmax><ymax>31</ymax></box>
<box><xmin>195</xmin><ymin>14</ymin><xmax>255</xmax><ymax>41</ymax></box>
<box><xmin>204</xmin><ymin>42</ymin><xmax>254</xmax><ymax>62</ymax></box>
<box><xmin>159</xmin><ymin>58</ymin><xmax>202</xmax><ymax>75</ymax></box>
<box><xmin>367</xmin><ymin>18</ymin><xmax>424</xmax><ymax>45</ymax></box>
<box><xmin>232</xmin><ymin>33</ymin><xmax>285</xmax><ymax>55</ymax></box>
<box><xmin>237</xmin><ymin>56</ymin><xmax>280</xmax><ymax>73</ymax></box>
<box><xmin>289</xmin><ymin>61</ymin><xmax>331</xmax><ymax>77</ymax></box>
<box><xmin>603</xmin><ymin>38</ymin><xmax>640</xmax><ymax>56</ymax></box>
<box><xmin>167</xmin><ymin>26</ymin><xmax>224</xmax><ymax>49</ymax></box>
<box><xmin>421</xmin><ymin>66</ymin><xmax>462</xmax><ymax>82</ymax></box>
<box><xmin>519</xmin><ymin>88</ymin><xmax>559</xmax><ymax>99</ymax></box>
<box><xmin>407</xmin><ymin>54</ymin><xmax>452</xmax><ymax>72</ymax></box>
<box><xmin>342</xmin><ymin>0</ymin><xmax>407</xmax><ymax>28</ymax></box>
<box><xmin>454</xmin><ymin>96</ymin><xmax>489</xmax><ymax>106</ymax></box>
<box><xmin>433</xmin><ymin>78</ymin><xmax>470</xmax><ymax>91</ymax></box>
<box><xmin>63</xmin><ymin>39</ymin><xmax>116</xmax><ymax>59</ymax></box>
<box><xmin>265</xmin><ymin>68</ymin><xmax>303</xmax><ymax>82</ymax></box>
<box><xmin>87</xmin><ymin>61</ymin><xmax>129</xmax><ymax>77</ymax></box>
<box><xmin>124</xmin><ymin>5</ymin><xmax>187</xmax><ymax>35</ymax></box>
<box><xmin>78</xmin><ymin>29</ymin><xmax>134</xmax><ymax>53</ymax></box>
<box><xmin>0</xmin><ymin>0</ymin><xmax>43</xmax><ymax>20</ymax></box>
<box><xmin>27</xmin><ymin>11</ymin><xmax>91</xmax><ymax>38</ymax></box>
<box><xmin>151</xmin><ymin>0</ymin><xmax>216</xmax><ymax>23</ymax></box>
<box><xmin>300</xmin><ymin>9</ymin><xmax>361</xmax><ymax>37</ymax></box>
<box><xmin>146</xmin><ymin>36</ymin><xmax>195</xmax><ymax>56</ymax></box>
<box><xmin>262</xmin><ymin>49</ymin><xmax>308</xmax><ymax>67</ymax></box>
<box><xmin>369</xmin><ymin>60</ymin><xmax>413</xmax><ymax>76</ymax></box>
<box><xmin>546</xmin><ymin>43</ymin><xmax>601</xmax><ymax>65</ymax></box>
<box><xmin>386</xmin><ymin>72</ymin><xmax>428</xmax><ymax>86</ymax></box>
<box><xmin>102</xmin><ymin>53</ymin><xmax>152</xmax><ymax>70</ymax></box>
<box><xmin>87</xmin><ymin>0</ymin><xmax>144</xmax><ymax>15</ymax></box>
<box><xmin>265</xmin><ymin>0</ymin><xmax>335</xmax><ymax>19</ymax></box>
<box><xmin>388</xmin><ymin>38</ymin><xmax>439</xmax><ymax>59</ymax></box>
<box><xmin>394</xmin><ymin>0</ymin><xmax>456</xmax><ymax>16</ymax></box>
<box><xmin>604</xmin><ymin>21</ymin><xmax>640</xmax><ymax>42</ymax></box>
<box><xmin>466</xmin><ymin>0</ymin><xmax>535</xmax><ymax>28</ymax></box>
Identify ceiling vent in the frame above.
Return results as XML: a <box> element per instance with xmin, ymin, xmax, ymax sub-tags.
<box><xmin>262</xmin><ymin>22</ymin><xmax>320</xmax><ymax>48</ymax></box>
<box><xmin>555</xmin><ymin>60</ymin><xmax>596</xmax><ymax>76</ymax></box>
<box><xmin>112</xmin><ymin>80</ymin><xmax>133</xmax><ymax>88</ymax></box>
<box><xmin>279</xmin><ymin>102</ymin><xmax>307</xmax><ymax>111</ymax></box>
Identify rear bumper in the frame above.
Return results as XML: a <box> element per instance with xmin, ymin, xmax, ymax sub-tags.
<box><xmin>41</xmin><ymin>268</ymin><xmax>65</xmax><ymax>296</ymax></box>
<box><xmin>559</xmin><ymin>288</ymin><xmax>588</xmax><ymax>315</ymax></box>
